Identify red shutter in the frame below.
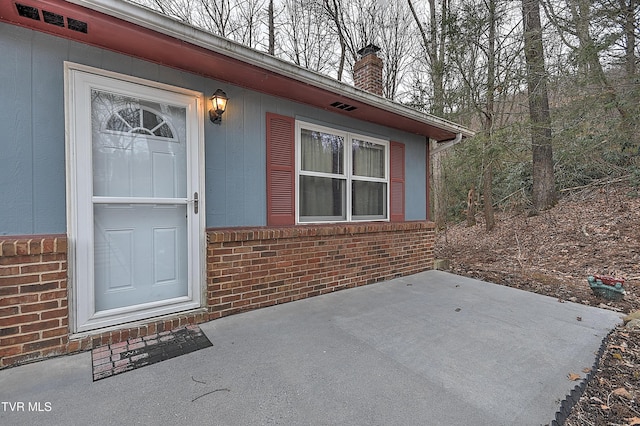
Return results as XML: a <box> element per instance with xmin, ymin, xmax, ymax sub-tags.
<box><xmin>390</xmin><ymin>141</ymin><xmax>405</xmax><ymax>222</ymax></box>
<box><xmin>266</xmin><ymin>112</ymin><xmax>295</xmax><ymax>225</ymax></box>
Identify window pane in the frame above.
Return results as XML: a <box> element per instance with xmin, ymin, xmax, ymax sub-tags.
<box><xmin>91</xmin><ymin>90</ymin><xmax>187</xmax><ymax>198</ymax></box>
<box><xmin>352</xmin><ymin>181</ymin><xmax>387</xmax><ymax>217</ymax></box>
<box><xmin>301</xmin><ymin>129</ymin><xmax>344</xmax><ymax>174</ymax></box>
<box><xmin>143</xmin><ymin>109</ymin><xmax>162</xmax><ymax>130</ymax></box>
<box><xmin>352</xmin><ymin>140</ymin><xmax>385</xmax><ymax>178</ymax></box>
<box><xmin>153</xmin><ymin>123</ymin><xmax>174</xmax><ymax>138</ymax></box>
<box><xmin>300</xmin><ymin>176</ymin><xmax>345</xmax><ymax>220</ymax></box>
<box><xmin>119</xmin><ymin>107</ymin><xmax>140</xmax><ymax>129</ymax></box>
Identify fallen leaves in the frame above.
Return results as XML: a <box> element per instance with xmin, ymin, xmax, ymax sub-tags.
<box><xmin>612</xmin><ymin>387</ymin><xmax>633</xmax><ymax>399</ymax></box>
<box><xmin>627</xmin><ymin>417</ymin><xmax>640</xmax><ymax>425</ymax></box>
<box><xmin>567</xmin><ymin>372</ymin><xmax>581</xmax><ymax>381</ymax></box>
<box><xmin>624</xmin><ymin>311</ymin><xmax>640</xmax><ymax>324</ymax></box>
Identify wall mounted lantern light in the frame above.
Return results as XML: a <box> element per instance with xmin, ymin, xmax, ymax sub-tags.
<box><xmin>209</xmin><ymin>89</ymin><xmax>229</xmax><ymax>124</ymax></box>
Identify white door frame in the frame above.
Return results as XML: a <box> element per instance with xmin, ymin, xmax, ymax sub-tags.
<box><xmin>65</xmin><ymin>62</ymin><xmax>206</xmax><ymax>333</ymax></box>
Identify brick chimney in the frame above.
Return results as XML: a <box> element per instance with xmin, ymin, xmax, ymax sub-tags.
<box><xmin>353</xmin><ymin>44</ymin><xmax>383</xmax><ymax>96</ymax></box>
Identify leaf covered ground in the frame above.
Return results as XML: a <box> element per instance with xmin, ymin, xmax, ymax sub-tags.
<box><xmin>434</xmin><ymin>185</ymin><xmax>640</xmax><ymax>426</ymax></box>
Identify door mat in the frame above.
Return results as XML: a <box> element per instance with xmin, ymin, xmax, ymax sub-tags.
<box><xmin>91</xmin><ymin>325</ymin><xmax>213</xmax><ymax>381</ymax></box>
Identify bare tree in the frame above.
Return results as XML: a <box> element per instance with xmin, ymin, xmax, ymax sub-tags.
<box><xmin>323</xmin><ymin>0</ymin><xmax>383</xmax><ymax>83</ymax></box>
<box><xmin>523</xmin><ymin>0</ymin><xmax>556</xmax><ymax>211</ymax></box>
<box><xmin>407</xmin><ymin>0</ymin><xmax>449</xmax><ymax>116</ymax></box>
<box><xmin>146</xmin><ymin>0</ymin><xmax>198</xmax><ymax>23</ymax></box>
<box><xmin>542</xmin><ymin>1</ymin><xmax>634</xmax><ymax>116</ymax></box>
<box><xmin>407</xmin><ymin>0</ymin><xmax>454</xmax><ymax>228</ymax></box>
<box><xmin>617</xmin><ymin>0</ymin><xmax>638</xmax><ymax>77</ymax></box>
<box><xmin>543</xmin><ymin>0</ymin><xmax>639</xmax><ymax>152</ymax></box>
<box><xmin>279</xmin><ymin>0</ymin><xmax>335</xmax><ymax>74</ymax></box>
<box><xmin>482</xmin><ymin>0</ymin><xmax>497</xmax><ymax>231</ymax></box>
<box><xmin>323</xmin><ymin>0</ymin><xmax>349</xmax><ymax>81</ymax></box>
<box><xmin>379</xmin><ymin>2</ymin><xmax>414</xmax><ymax>100</ymax></box>
<box><xmin>234</xmin><ymin>0</ymin><xmax>267</xmax><ymax>49</ymax></box>
<box><xmin>198</xmin><ymin>0</ymin><xmax>236</xmax><ymax>38</ymax></box>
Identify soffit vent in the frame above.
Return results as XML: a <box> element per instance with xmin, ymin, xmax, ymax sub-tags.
<box><xmin>330</xmin><ymin>101</ymin><xmax>358</xmax><ymax>112</ymax></box>
<box><xmin>15</xmin><ymin>3</ymin><xmax>88</xmax><ymax>33</ymax></box>
<box><xmin>15</xmin><ymin>3</ymin><xmax>38</xmax><ymax>20</ymax></box>
<box><xmin>67</xmin><ymin>18</ymin><xmax>88</xmax><ymax>33</ymax></box>
<box><xmin>42</xmin><ymin>10</ymin><xmax>64</xmax><ymax>27</ymax></box>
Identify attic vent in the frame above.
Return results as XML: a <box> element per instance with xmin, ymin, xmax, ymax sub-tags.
<box><xmin>68</xmin><ymin>18</ymin><xmax>88</xmax><ymax>33</ymax></box>
<box><xmin>42</xmin><ymin>10</ymin><xmax>64</xmax><ymax>27</ymax></box>
<box><xmin>14</xmin><ymin>3</ymin><xmax>88</xmax><ymax>33</ymax></box>
<box><xmin>16</xmin><ymin>3</ymin><xmax>39</xmax><ymax>20</ymax></box>
<box><xmin>330</xmin><ymin>101</ymin><xmax>358</xmax><ymax>112</ymax></box>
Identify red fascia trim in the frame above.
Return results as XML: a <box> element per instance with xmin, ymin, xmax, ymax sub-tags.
<box><xmin>0</xmin><ymin>0</ymin><xmax>457</xmax><ymax>141</ymax></box>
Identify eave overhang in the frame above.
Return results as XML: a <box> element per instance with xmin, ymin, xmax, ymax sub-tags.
<box><xmin>0</xmin><ymin>0</ymin><xmax>474</xmax><ymax>142</ymax></box>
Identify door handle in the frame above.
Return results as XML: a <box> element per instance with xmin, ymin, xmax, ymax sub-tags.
<box><xmin>193</xmin><ymin>191</ymin><xmax>199</xmax><ymax>214</ymax></box>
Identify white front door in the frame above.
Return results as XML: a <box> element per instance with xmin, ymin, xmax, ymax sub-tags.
<box><xmin>66</xmin><ymin>64</ymin><xmax>204</xmax><ymax>332</ymax></box>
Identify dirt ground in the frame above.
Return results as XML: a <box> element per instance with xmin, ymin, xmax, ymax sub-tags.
<box><xmin>434</xmin><ymin>185</ymin><xmax>640</xmax><ymax>426</ymax></box>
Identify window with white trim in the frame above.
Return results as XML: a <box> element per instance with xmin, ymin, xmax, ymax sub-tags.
<box><xmin>296</xmin><ymin>121</ymin><xmax>389</xmax><ymax>223</ymax></box>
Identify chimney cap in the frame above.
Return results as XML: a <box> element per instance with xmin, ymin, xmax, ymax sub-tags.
<box><xmin>357</xmin><ymin>44</ymin><xmax>380</xmax><ymax>57</ymax></box>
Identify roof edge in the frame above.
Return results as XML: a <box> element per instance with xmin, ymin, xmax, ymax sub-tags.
<box><xmin>68</xmin><ymin>0</ymin><xmax>474</xmax><ymax>139</ymax></box>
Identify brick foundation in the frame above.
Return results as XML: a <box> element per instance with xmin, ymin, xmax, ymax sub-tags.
<box><xmin>206</xmin><ymin>221</ymin><xmax>435</xmax><ymax>319</ymax></box>
<box><xmin>0</xmin><ymin>235</ymin><xmax>69</xmax><ymax>368</ymax></box>
<box><xmin>0</xmin><ymin>222</ymin><xmax>435</xmax><ymax>368</ymax></box>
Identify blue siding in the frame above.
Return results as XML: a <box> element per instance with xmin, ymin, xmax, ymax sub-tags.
<box><xmin>0</xmin><ymin>22</ymin><xmax>428</xmax><ymax>235</ymax></box>
<box><xmin>405</xmin><ymin>140</ymin><xmax>427</xmax><ymax>221</ymax></box>
<box><xmin>31</xmin><ymin>32</ymin><xmax>68</xmax><ymax>234</ymax></box>
<box><xmin>1</xmin><ymin>26</ymin><xmax>35</xmax><ymax>234</ymax></box>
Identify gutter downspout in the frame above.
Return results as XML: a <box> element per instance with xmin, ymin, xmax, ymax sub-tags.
<box><xmin>430</xmin><ymin>133</ymin><xmax>463</xmax><ymax>155</ymax></box>
<box><xmin>428</xmin><ymin>132</ymin><xmax>463</xmax><ymax>224</ymax></box>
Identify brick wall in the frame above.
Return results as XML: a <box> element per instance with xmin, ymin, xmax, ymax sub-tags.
<box><xmin>207</xmin><ymin>221</ymin><xmax>435</xmax><ymax>319</ymax></box>
<box><xmin>353</xmin><ymin>53</ymin><xmax>383</xmax><ymax>96</ymax></box>
<box><xmin>0</xmin><ymin>234</ymin><xmax>212</xmax><ymax>369</ymax></box>
<box><xmin>0</xmin><ymin>235</ymin><xmax>69</xmax><ymax>368</ymax></box>
<box><xmin>1</xmin><ymin>222</ymin><xmax>434</xmax><ymax>368</ymax></box>
<box><xmin>65</xmin><ymin>311</ymin><xmax>210</xmax><ymax>358</ymax></box>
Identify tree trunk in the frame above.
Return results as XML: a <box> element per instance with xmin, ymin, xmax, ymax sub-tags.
<box><xmin>466</xmin><ymin>185</ymin><xmax>476</xmax><ymax>227</ymax></box>
<box><xmin>621</xmin><ymin>0</ymin><xmax>639</xmax><ymax>152</ymax></box>
<box><xmin>407</xmin><ymin>0</ymin><xmax>446</xmax><ymax>116</ymax></box>
<box><xmin>622</xmin><ymin>0</ymin><xmax>636</xmax><ymax>78</ymax></box>
<box><xmin>430</xmin><ymin>0</ymin><xmax>447</xmax><ymax>116</ymax></box>
<box><xmin>268</xmin><ymin>0</ymin><xmax>275</xmax><ymax>55</ymax></box>
<box><xmin>522</xmin><ymin>0</ymin><xmax>556</xmax><ymax>211</ymax></box>
<box><xmin>569</xmin><ymin>0</ymin><xmax>634</xmax><ymax>132</ymax></box>
<box><xmin>408</xmin><ymin>0</ymin><xmax>450</xmax><ymax>226</ymax></box>
<box><xmin>431</xmin><ymin>145</ymin><xmax>448</xmax><ymax>229</ymax></box>
<box><xmin>483</xmin><ymin>0</ymin><xmax>496</xmax><ymax>231</ymax></box>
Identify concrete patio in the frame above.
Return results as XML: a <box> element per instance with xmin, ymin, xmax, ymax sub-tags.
<box><xmin>0</xmin><ymin>270</ymin><xmax>622</xmax><ymax>425</ymax></box>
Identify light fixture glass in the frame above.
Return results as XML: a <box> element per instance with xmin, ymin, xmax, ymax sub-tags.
<box><xmin>209</xmin><ymin>89</ymin><xmax>228</xmax><ymax>124</ymax></box>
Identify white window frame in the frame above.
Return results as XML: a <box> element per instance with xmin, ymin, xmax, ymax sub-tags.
<box><xmin>295</xmin><ymin>120</ymin><xmax>389</xmax><ymax>224</ymax></box>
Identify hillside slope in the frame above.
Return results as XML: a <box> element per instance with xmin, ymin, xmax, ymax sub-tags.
<box><xmin>435</xmin><ymin>185</ymin><xmax>640</xmax><ymax>425</ymax></box>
